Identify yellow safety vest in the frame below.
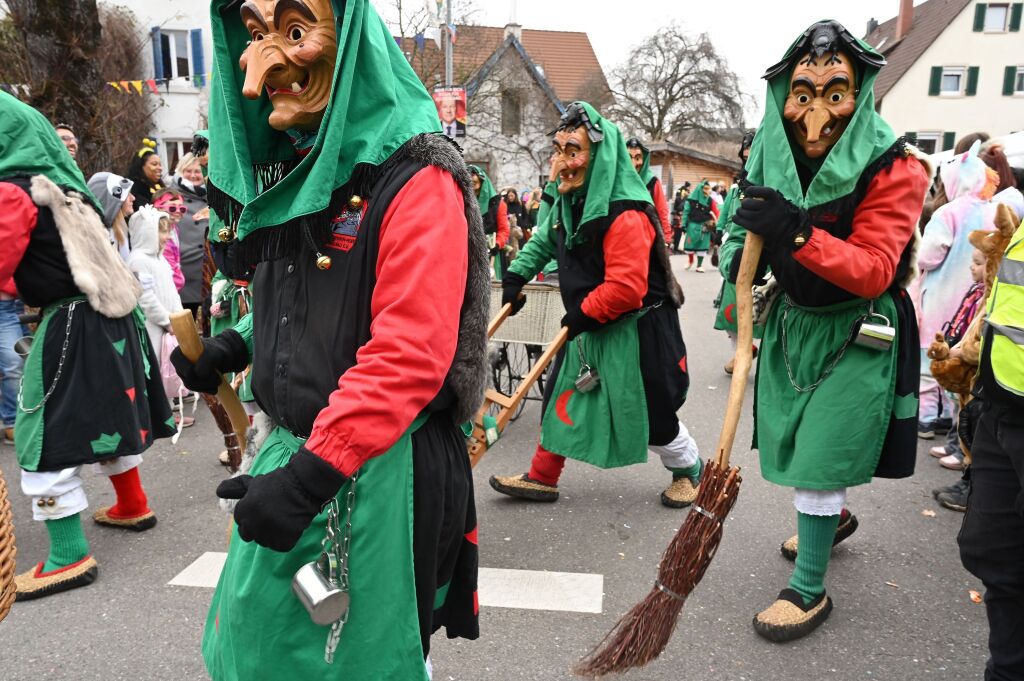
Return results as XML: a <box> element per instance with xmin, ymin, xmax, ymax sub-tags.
<box><xmin>983</xmin><ymin>221</ymin><xmax>1024</xmax><ymax>399</ymax></box>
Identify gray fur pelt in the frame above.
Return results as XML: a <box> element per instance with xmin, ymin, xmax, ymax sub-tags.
<box><xmin>643</xmin><ymin>204</ymin><xmax>685</xmax><ymax>308</ymax></box>
<box><xmin>898</xmin><ymin>144</ymin><xmax>934</xmax><ymax>289</ymax></box>
<box><xmin>401</xmin><ymin>134</ymin><xmax>490</xmax><ymax>424</ymax></box>
<box><xmin>30</xmin><ymin>175</ymin><xmax>140</xmax><ymax>318</ymax></box>
<box><xmin>219</xmin><ymin>410</ymin><xmax>274</xmax><ymax>514</ymax></box>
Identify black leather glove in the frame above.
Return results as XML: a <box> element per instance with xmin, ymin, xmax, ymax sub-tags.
<box><xmin>489</xmin><ymin>246</ymin><xmax>501</xmax><ymax>257</ymax></box>
<box><xmin>502</xmin><ymin>271</ymin><xmax>528</xmax><ymax>316</ymax></box>
<box><xmin>727</xmin><ymin>246</ymin><xmax>769</xmax><ymax>286</ymax></box>
<box><xmin>561</xmin><ymin>306</ymin><xmax>602</xmax><ymax>341</ymax></box>
<box><xmin>732</xmin><ymin>186</ymin><xmax>811</xmax><ymax>251</ymax></box>
<box><xmin>216</xmin><ymin>448</ymin><xmax>348</xmax><ymax>552</ymax></box>
<box><xmin>170</xmin><ymin>329</ymin><xmax>249</xmax><ymax>394</ymax></box>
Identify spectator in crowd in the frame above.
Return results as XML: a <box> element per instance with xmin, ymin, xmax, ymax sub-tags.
<box><xmin>126</xmin><ymin>139</ymin><xmax>164</xmax><ymax>208</ymax></box>
<box><xmin>152</xmin><ymin>188</ymin><xmax>187</xmax><ymax>291</ymax></box>
<box><xmin>172</xmin><ymin>153</ymin><xmax>210</xmax><ymax>321</ymax></box>
<box><xmin>87</xmin><ymin>172</ymin><xmax>136</xmax><ymax>262</ymax></box>
<box><xmin>53</xmin><ymin>123</ymin><xmax>78</xmax><ymax>161</ymax></box>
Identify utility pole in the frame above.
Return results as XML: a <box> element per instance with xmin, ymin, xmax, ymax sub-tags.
<box><xmin>444</xmin><ymin>0</ymin><xmax>453</xmax><ymax>86</ymax></box>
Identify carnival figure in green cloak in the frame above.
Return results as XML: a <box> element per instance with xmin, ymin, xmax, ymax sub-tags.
<box><xmin>170</xmin><ymin>1</ymin><xmax>490</xmax><ymax>677</ymax></box>
<box><xmin>626</xmin><ymin>137</ymin><xmax>672</xmax><ymax>245</ymax></box>
<box><xmin>469</xmin><ymin>164</ymin><xmax>509</xmax><ymax>279</ymax></box>
<box><xmin>489</xmin><ymin>102</ymin><xmax>703</xmax><ymax>509</ymax></box>
<box><xmin>733</xmin><ymin>20</ymin><xmax>930</xmax><ymax>642</ymax></box>
<box><xmin>681</xmin><ymin>179</ymin><xmax>719</xmax><ymax>271</ymax></box>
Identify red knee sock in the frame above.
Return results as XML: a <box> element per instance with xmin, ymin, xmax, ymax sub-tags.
<box><xmin>687</xmin><ymin>253</ymin><xmax>695</xmax><ymax>266</ymax></box>
<box><xmin>528</xmin><ymin>445</ymin><xmax>566</xmax><ymax>487</ymax></box>
<box><xmin>107</xmin><ymin>467</ymin><xmax>150</xmax><ymax>518</ymax></box>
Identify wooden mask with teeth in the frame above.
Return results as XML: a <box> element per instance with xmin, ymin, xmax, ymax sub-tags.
<box><xmin>239</xmin><ymin>0</ymin><xmax>337</xmax><ymax>132</ymax></box>
<box><xmin>783</xmin><ymin>45</ymin><xmax>856</xmax><ymax>159</ymax></box>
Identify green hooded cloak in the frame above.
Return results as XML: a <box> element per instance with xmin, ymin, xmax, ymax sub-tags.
<box><xmin>0</xmin><ymin>91</ymin><xmax>100</xmax><ymax>212</ymax></box>
<box><xmin>743</xmin><ymin>20</ymin><xmax>896</xmax><ymax>210</ymax></box>
<box><xmin>552</xmin><ymin>102</ymin><xmax>653</xmax><ymax>250</ymax></box>
<box><xmin>468</xmin><ymin>164</ymin><xmax>497</xmax><ymax>212</ymax></box>
<box><xmin>207</xmin><ymin>0</ymin><xmax>441</xmax><ymax>257</ymax></box>
<box><xmin>627</xmin><ymin>138</ymin><xmax>656</xmax><ymax>187</ymax></box>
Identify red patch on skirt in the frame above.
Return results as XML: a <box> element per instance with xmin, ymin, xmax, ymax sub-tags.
<box><xmin>464</xmin><ymin>526</ymin><xmax>478</xmax><ymax>545</ymax></box>
<box><xmin>678</xmin><ymin>356</ymin><xmax>687</xmax><ymax>373</ymax></box>
<box><xmin>125</xmin><ymin>387</ymin><xmax>136</xmax><ymax>402</ymax></box>
<box><xmin>724</xmin><ymin>303</ymin><xmax>736</xmax><ymax>324</ymax></box>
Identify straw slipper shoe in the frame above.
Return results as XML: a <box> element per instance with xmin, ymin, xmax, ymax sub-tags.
<box><xmin>489</xmin><ymin>474</ymin><xmax>559</xmax><ymax>502</ymax></box>
<box><xmin>753</xmin><ymin>588</ymin><xmax>833</xmax><ymax>642</ymax></box>
<box><xmin>93</xmin><ymin>506</ymin><xmax>158</xmax><ymax>531</ymax></box>
<box><xmin>15</xmin><ymin>556</ymin><xmax>98</xmax><ymax>601</ymax></box>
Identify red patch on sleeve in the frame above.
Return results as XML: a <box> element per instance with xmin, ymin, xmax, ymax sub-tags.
<box><xmin>464</xmin><ymin>525</ymin><xmax>478</xmax><ymax>545</ymax></box>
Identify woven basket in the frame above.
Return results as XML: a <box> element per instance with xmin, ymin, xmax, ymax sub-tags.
<box><xmin>490</xmin><ymin>281</ymin><xmax>565</xmax><ymax>346</ymax></box>
<box><xmin>0</xmin><ymin>466</ymin><xmax>16</xmax><ymax>622</ymax></box>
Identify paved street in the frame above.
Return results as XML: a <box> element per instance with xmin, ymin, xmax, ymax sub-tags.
<box><xmin>0</xmin><ymin>257</ymin><xmax>989</xmax><ymax>680</ymax></box>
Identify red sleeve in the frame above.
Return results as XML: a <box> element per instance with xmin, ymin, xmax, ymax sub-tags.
<box><xmin>793</xmin><ymin>157</ymin><xmax>929</xmax><ymax>299</ymax></box>
<box><xmin>652</xmin><ymin>179</ymin><xmax>672</xmax><ymax>244</ymax></box>
<box><xmin>496</xmin><ymin>199</ymin><xmax>509</xmax><ymax>248</ymax></box>
<box><xmin>0</xmin><ymin>182</ymin><xmax>38</xmax><ymax>297</ymax></box>
<box><xmin>711</xmin><ymin>201</ymin><xmax>720</xmax><ymax>220</ymax></box>
<box><xmin>581</xmin><ymin>210</ymin><xmax>654</xmax><ymax>322</ymax></box>
<box><xmin>304</xmin><ymin>166</ymin><xmax>468</xmax><ymax>476</ymax></box>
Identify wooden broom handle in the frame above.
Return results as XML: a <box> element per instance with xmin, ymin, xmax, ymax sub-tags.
<box><xmin>170</xmin><ymin>310</ymin><xmax>248</xmax><ymax>455</ymax></box>
<box><xmin>714</xmin><ymin>232</ymin><xmax>763</xmax><ymax>468</ymax></box>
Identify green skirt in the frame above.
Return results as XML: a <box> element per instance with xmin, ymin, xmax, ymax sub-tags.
<box><xmin>683</xmin><ymin>220</ymin><xmax>711</xmax><ymax>252</ymax></box>
<box><xmin>754</xmin><ymin>293</ymin><xmax>900</xmax><ymax>490</ymax></box>
<box><xmin>713</xmin><ymin>280</ymin><xmax>765</xmax><ymax>338</ymax></box>
<box><xmin>203</xmin><ymin>419</ymin><xmax>429</xmax><ymax>680</ymax></box>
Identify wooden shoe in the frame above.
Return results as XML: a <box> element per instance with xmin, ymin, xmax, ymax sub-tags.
<box><xmin>489</xmin><ymin>474</ymin><xmax>558</xmax><ymax>502</ymax></box>
<box><xmin>781</xmin><ymin>512</ymin><xmax>859</xmax><ymax>561</ymax></box>
<box><xmin>15</xmin><ymin>556</ymin><xmax>98</xmax><ymax>601</ymax></box>
<box><xmin>93</xmin><ymin>506</ymin><xmax>158</xmax><ymax>531</ymax></box>
<box><xmin>753</xmin><ymin>588</ymin><xmax>833</xmax><ymax>642</ymax></box>
<box><xmin>661</xmin><ymin>476</ymin><xmax>700</xmax><ymax>508</ymax></box>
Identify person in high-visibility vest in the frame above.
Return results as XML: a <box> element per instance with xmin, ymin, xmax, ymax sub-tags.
<box><xmin>958</xmin><ymin>216</ymin><xmax>1024</xmax><ymax>680</ymax></box>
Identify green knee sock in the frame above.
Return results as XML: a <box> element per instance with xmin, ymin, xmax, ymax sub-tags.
<box><xmin>787</xmin><ymin>512</ymin><xmax>840</xmax><ymax>606</ymax></box>
<box><xmin>669</xmin><ymin>458</ymin><xmax>702</xmax><ymax>482</ymax></box>
<box><xmin>697</xmin><ymin>256</ymin><xmax>704</xmax><ymax>267</ymax></box>
<box><xmin>43</xmin><ymin>513</ymin><xmax>90</xmax><ymax>572</ymax></box>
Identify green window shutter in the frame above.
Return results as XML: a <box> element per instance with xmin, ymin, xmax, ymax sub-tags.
<box><xmin>1011</xmin><ymin>3</ymin><xmax>1023</xmax><ymax>30</ymax></box>
<box><xmin>967</xmin><ymin>66</ymin><xmax>980</xmax><ymax>95</ymax></box>
<box><xmin>974</xmin><ymin>3</ymin><xmax>987</xmax><ymax>31</ymax></box>
<box><xmin>929</xmin><ymin>66</ymin><xmax>943</xmax><ymax>95</ymax></box>
<box><xmin>1005</xmin><ymin>65</ymin><xmax>1018</xmax><ymax>95</ymax></box>
<box><xmin>942</xmin><ymin>132</ymin><xmax>956</xmax><ymax>150</ymax></box>
<box><xmin>905</xmin><ymin>131</ymin><xmax>918</xmax><ymax>143</ymax></box>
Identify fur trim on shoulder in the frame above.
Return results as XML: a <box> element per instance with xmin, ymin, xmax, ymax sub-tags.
<box><xmin>895</xmin><ymin>146</ymin><xmax>933</xmax><ymax>289</ymax></box>
<box><xmin>401</xmin><ymin>134</ymin><xmax>490</xmax><ymax>424</ymax></box>
<box><xmin>30</xmin><ymin>175</ymin><xmax>140</xmax><ymax>317</ymax></box>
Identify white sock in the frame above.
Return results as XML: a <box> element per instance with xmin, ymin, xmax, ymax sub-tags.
<box><xmin>650</xmin><ymin>422</ymin><xmax>700</xmax><ymax>470</ymax></box>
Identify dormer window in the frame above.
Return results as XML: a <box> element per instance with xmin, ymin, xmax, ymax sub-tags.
<box><xmin>985</xmin><ymin>3</ymin><xmax>1010</xmax><ymax>31</ymax></box>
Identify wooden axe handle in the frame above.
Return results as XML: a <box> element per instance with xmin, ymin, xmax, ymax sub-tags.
<box><xmin>170</xmin><ymin>310</ymin><xmax>249</xmax><ymax>456</ymax></box>
<box><xmin>714</xmin><ymin>232</ymin><xmax>763</xmax><ymax>468</ymax></box>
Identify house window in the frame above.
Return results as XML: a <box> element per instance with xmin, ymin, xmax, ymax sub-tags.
<box><xmin>501</xmin><ymin>91</ymin><xmax>522</xmax><ymax>136</ymax></box>
<box><xmin>915</xmin><ymin>132</ymin><xmax>941</xmax><ymax>155</ymax></box>
<box><xmin>985</xmin><ymin>3</ymin><xmax>1010</xmax><ymax>30</ymax></box>
<box><xmin>164</xmin><ymin>140</ymin><xmax>190</xmax><ymax>173</ymax></box>
<box><xmin>161</xmin><ymin>30</ymin><xmax>192</xmax><ymax>79</ymax></box>
<box><xmin>941</xmin><ymin>67</ymin><xmax>965</xmax><ymax>94</ymax></box>
<box><xmin>1017</xmin><ymin>67</ymin><xmax>1024</xmax><ymax>92</ymax></box>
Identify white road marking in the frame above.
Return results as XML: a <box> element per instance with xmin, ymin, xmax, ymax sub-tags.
<box><xmin>169</xmin><ymin>553</ymin><xmax>604</xmax><ymax>614</ymax></box>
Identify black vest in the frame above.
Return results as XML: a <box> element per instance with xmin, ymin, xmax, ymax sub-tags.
<box><xmin>553</xmin><ymin>199</ymin><xmax>670</xmax><ymax>318</ymax></box>
<box><xmin>481</xmin><ymin>195</ymin><xmax>502</xmax><ymax>235</ymax></box>
<box><xmin>686</xmin><ymin>197</ymin><xmax>713</xmax><ymax>224</ymax></box>
<box><xmin>3</xmin><ymin>176</ymin><xmax>83</xmax><ymax>308</ymax></box>
<box><xmin>768</xmin><ymin>140</ymin><xmax>916</xmax><ymax>307</ymax></box>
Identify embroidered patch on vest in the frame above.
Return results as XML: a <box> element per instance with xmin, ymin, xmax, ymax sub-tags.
<box><xmin>327</xmin><ymin>208</ymin><xmax>363</xmax><ymax>252</ymax></box>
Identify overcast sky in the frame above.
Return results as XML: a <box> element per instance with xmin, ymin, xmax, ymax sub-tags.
<box><xmin>376</xmin><ymin>0</ymin><xmax>923</xmax><ymax>124</ymax></box>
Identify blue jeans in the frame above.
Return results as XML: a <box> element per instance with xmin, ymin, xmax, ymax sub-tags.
<box><xmin>0</xmin><ymin>299</ymin><xmax>28</xmax><ymax>428</ymax></box>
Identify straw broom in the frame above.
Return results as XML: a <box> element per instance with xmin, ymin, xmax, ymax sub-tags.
<box><xmin>574</xmin><ymin>233</ymin><xmax>763</xmax><ymax>677</ymax></box>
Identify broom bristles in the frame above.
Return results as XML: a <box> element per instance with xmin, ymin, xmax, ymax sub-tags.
<box><xmin>574</xmin><ymin>461</ymin><xmax>741</xmax><ymax>678</ymax></box>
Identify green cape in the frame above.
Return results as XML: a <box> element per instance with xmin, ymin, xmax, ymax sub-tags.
<box><xmin>555</xmin><ymin>102</ymin><xmax>652</xmax><ymax>249</ymax></box>
<box><xmin>743</xmin><ymin>20</ymin><xmax>896</xmax><ymax>209</ymax></box>
<box><xmin>0</xmin><ymin>91</ymin><xmax>99</xmax><ymax>212</ymax></box>
<box><xmin>207</xmin><ymin>0</ymin><xmax>440</xmax><ymax>250</ymax></box>
<box><xmin>469</xmin><ymin>165</ymin><xmax>497</xmax><ymax>212</ymax></box>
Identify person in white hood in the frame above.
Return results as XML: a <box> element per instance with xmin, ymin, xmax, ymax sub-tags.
<box><xmin>127</xmin><ymin>206</ymin><xmax>181</xmax><ymax>358</ymax></box>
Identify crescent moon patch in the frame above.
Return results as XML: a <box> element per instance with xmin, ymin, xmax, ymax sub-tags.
<box><xmin>555</xmin><ymin>389</ymin><xmax>575</xmax><ymax>426</ymax></box>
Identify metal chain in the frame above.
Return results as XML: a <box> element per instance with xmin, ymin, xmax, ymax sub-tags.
<box><xmin>18</xmin><ymin>301</ymin><xmax>79</xmax><ymax>414</ymax></box>
<box><xmin>780</xmin><ymin>297</ymin><xmax>868</xmax><ymax>394</ymax></box>
<box><xmin>324</xmin><ymin>472</ymin><xmax>358</xmax><ymax>664</ymax></box>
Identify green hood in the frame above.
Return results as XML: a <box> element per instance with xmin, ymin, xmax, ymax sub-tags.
<box><xmin>207</xmin><ymin>0</ymin><xmax>441</xmax><ymax>256</ymax></box>
<box><xmin>637</xmin><ymin>147</ymin><xmax>655</xmax><ymax>187</ymax></box>
<box><xmin>555</xmin><ymin>102</ymin><xmax>652</xmax><ymax>248</ymax></box>
<box><xmin>469</xmin><ymin>165</ymin><xmax>497</xmax><ymax>212</ymax></box>
<box><xmin>689</xmin><ymin>180</ymin><xmax>711</xmax><ymax>207</ymax></box>
<box><xmin>743</xmin><ymin>20</ymin><xmax>896</xmax><ymax>210</ymax></box>
<box><xmin>0</xmin><ymin>91</ymin><xmax>99</xmax><ymax>212</ymax></box>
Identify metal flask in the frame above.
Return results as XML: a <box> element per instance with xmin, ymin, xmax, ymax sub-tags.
<box><xmin>854</xmin><ymin>314</ymin><xmax>896</xmax><ymax>352</ymax></box>
<box><xmin>292</xmin><ymin>551</ymin><xmax>350</xmax><ymax>626</ymax></box>
<box><xmin>575</xmin><ymin>365</ymin><xmax>601</xmax><ymax>393</ymax></box>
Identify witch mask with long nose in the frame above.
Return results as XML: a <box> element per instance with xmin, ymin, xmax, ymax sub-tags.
<box><xmin>783</xmin><ymin>50</ymin><xmax>856</xmax><ymax>159</ymax></box>
<box><xmin>239</xmin><ymin>0</ymin><xmax>337</xmax><ymax>132</ymax></box>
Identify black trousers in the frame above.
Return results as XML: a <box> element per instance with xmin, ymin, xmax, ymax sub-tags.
<box><xmin>958</xmin><ymin>401</ymin><xmax>1024</xmax><ymax>681</ymax></box>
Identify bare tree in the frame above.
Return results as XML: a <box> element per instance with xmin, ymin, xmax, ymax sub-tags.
<box><xmin>609</xmin><ymin>24</ymin><xmax>747</xmax><ymax>142</ymax></box>
<box><xmin>0</xmin><ymin>1</ymin><xmax>157</xmax><ymax>176</ymax></box>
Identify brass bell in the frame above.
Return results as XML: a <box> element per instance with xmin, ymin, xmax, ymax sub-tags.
<box><xmin>316</xmin><ymin>254</ymin><xmax>332</xmax><ymax>270</ymax></box>
<box><xmin>218</xmin><ymin>227</ymin><xmax>234</xmax><ymax>242</ymax></box>
<box><xmin>46</xmin><ymin>498</ymin><xmax>56</xmax><ymax>506</ymax></box>
<box><xmin>36</xmin><ymin>499</ymin><xmax>45</xmax><ymax>508</ymax></box>
<box><xmin>348</xmin><ymin>195</ymin><xmax>363</xmax><ymax>210</ymax></box>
